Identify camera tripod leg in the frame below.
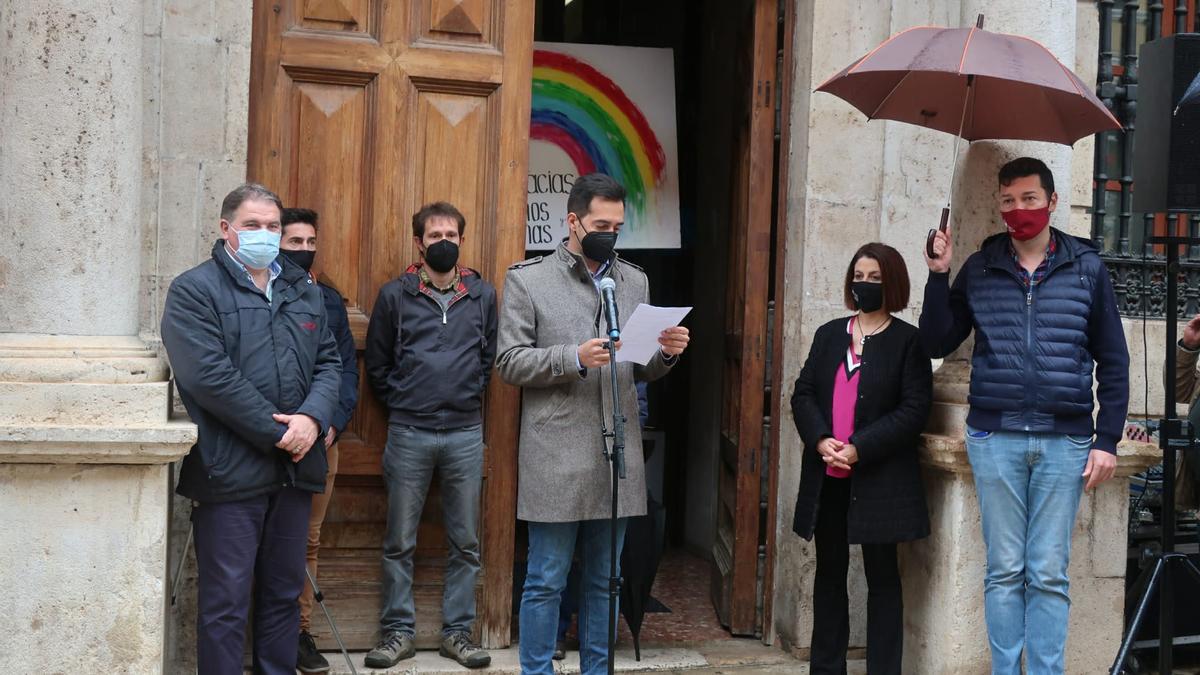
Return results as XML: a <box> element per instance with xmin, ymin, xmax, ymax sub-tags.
<box><xmin>171</xmin><ymin>522</ymin><xmax>192</xmax><ymax>607</ymax></box>
<box><xmin>1110</xmin><ymin>556</ymin><xmax>1165</xmax><ymax>675</ymax></box>
<box><xmin>305</xmin><ymin>566</ymin><xmax>359</xmax><ymax>675</ymax></box>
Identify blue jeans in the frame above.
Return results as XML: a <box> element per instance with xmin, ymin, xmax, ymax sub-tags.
<box><xmin>520</xmin><ymin>518</ymin><xmax>628</xmax><ymax>675</ymax></box>
<box><xmin>965</xmin><ymin>427</ymin><xmax>1091</xmax><ymax>675</ymax></box>
<box><xmin>380</xmin><ymin>423</ymin><xmax>483</xmax><ymax>637</ymax></box>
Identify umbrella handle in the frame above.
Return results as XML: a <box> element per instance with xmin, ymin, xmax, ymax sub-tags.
<box><xmin>927</xmin><ymin>207</ymin><xmax>950</xmax><ymax>259</ymax></box>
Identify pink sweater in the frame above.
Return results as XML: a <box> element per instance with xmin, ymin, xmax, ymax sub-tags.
<box><xmin>828</xmin><ymin>317</ymin><xmax>861</xmax><ymax>478</ymax></box>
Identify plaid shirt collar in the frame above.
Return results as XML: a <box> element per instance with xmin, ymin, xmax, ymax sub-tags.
<box><xmin>417</xmin><ymin>264</ymin><xmax>461</xmax><ymax>293</ymax></box>
<box><xmin>1009</xmin><ymin>234</ymin><xmax>1057</xmax><ymax>289</ymax></box>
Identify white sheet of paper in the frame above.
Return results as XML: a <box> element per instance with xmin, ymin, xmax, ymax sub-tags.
<box><xmin>615</xmin><ymin>303</ymin><xmax>692</xmax><ymax>365</ymax></box>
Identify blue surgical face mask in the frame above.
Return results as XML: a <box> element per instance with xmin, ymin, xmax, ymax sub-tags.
<box><xmin>230</xmin><ymin>227</ymin><xmax>280</xmax><ymax>269</ymax></box>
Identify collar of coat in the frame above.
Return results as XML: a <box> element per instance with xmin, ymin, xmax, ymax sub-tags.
<box><xmin>553</xmin><ymin>241</ymin><xmax>639</xmax><ymax>284</ymax></box>
<box><xmin>402</xmin><ymin>262</ymin><xmax>481</xmax><ymax>303</ymax></box>
<box><xmin>977</xmin><ymin>227</ymin><xmax>1098</xmax><ymax>275</ymax></box>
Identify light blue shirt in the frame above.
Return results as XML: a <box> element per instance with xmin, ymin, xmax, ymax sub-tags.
<box><xmin>224</xmin><ymin>245</ymin><xmax>282</xmax><ymax>303</ymax></box>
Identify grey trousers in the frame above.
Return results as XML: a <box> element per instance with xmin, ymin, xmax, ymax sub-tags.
<box><xmin>379</xmin><ymin>422</ymin><xmax>484</xmax><ymax>637</ymax></box>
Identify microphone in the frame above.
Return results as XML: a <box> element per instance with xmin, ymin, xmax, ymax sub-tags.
<box><xmin>598</xmin><ymin>277</ymin><xmax>620</xmax><ymax>340</ymax></box>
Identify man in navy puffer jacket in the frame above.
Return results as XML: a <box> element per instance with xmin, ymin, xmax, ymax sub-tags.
<box><xmin>920</xmin><ymin>157</ymin><xmax>1128</xmax><ymax>675</ymax></box>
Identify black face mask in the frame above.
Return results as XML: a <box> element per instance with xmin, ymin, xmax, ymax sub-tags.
<box><xmin>280</xmin><ymin>249</ymin><xmax>315</xmax><ymax>272</ymax></box>
<box><xmin>423</xmin><ymin>239</ymin><xmax>460</xmax><ymax>274</ymax></box>
<box><xmin>851</xmin><ymin>281</ymin><xmax>884</xmax><ymax>313</ymax></box>
<box><xmin>576</xmin><ymin>222</ymin><xmax>618</xmax><ymax>263</ymax></box>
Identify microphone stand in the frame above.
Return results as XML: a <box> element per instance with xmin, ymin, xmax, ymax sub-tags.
<box><xmin>600</xmin><ymin>331</ymin><xmax>626</xmax><ymax>675</ymax></box>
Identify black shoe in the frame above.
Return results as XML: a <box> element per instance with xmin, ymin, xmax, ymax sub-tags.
<box><xmin>297</xmin><ymin>631</ymin><xmax>330</xmax><ymax>673</ymax></box>
<box><xmin>553</xmin><ymin>640</ymin><xmax>566</xmax><ymax>660</ymax></box>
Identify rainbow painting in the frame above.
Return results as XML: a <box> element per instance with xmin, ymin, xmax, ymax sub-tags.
<box><xmin>527</xmin><ymin>43</ymin><xmax>680</xmax><ymax>250</ymax></box>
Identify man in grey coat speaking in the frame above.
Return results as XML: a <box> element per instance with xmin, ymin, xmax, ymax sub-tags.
<box><xmin>496</xmin><ymin>173</ymin><xmax>690</xmax><ymax>675</ymax></box>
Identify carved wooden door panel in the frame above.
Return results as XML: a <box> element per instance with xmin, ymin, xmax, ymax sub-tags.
<box><xmin>248</xmin><ymin>0</ymin><xmax>533</xmax><ymax>649</ymax></box>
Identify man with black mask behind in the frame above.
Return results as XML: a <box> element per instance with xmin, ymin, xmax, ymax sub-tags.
<box><xmin>278</xmin><ymin>207</ymin><xmax>360</xmax><ymax>673</ymax></box>
<box><xmin>363</xmin><ymin>202</ymin><xmax>498</xmax><ymax>669</ymax></box>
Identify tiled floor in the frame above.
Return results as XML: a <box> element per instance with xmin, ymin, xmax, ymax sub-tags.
<box><xmin>619</xmin><ymin>548</ymin><xmax>732</xmax><ymax>646</ymax></box>
<box><xmin>552</xmin><ymin>548</ymin><xmax>734</xmax><ymax>648</ymax></box>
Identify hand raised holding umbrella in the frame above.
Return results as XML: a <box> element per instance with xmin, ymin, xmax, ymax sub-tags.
<box><xmin>815</xmin><ymin>14</ymin><xmax>1121</xmax><ymax>258</ymax></box>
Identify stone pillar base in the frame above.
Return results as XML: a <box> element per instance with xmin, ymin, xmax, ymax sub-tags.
<box><xmin>0</xmin><ymin>334</ymin><xmax>194</xmax><ymax>673</ymax></box>
<box><xmin>903</xmin><ymin>413</ymin><xmax>1159</xmax><ymax>675</ymax></box>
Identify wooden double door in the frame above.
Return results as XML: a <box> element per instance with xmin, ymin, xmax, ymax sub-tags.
<box><xmin>247</xmin><ymin>0</ymin><xmax>532</xmax><ymax>649</ymax></box>
<box><xmin>247</xmin><ymin>0</ymin><xmax>791</xmax><ymax>650</ymax></box>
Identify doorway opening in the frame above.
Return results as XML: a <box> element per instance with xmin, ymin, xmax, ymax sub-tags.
<box><xmin>517</xmin><ymin>0</ymin><xmax>791</xmax><ymax>648</ymax></box>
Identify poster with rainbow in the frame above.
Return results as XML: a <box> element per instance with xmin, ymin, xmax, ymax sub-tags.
<box><xmin>527</xmin><ymin>42</ymin><xmax>681</xmax><ymax>251</ymax></box>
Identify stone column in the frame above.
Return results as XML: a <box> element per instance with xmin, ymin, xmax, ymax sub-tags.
<box><xmin>0</xmin><ymin>3</ymin><xmax>194</xmax><ymax>672</ymax></box>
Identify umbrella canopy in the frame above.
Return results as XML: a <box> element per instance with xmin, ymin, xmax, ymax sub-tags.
<box><xmin>817</xmin><ymin>23</ymin><xmax>1121</xmax><ymax>145</ymax></box>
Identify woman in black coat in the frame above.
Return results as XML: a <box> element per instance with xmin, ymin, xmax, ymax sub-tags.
<box><xmin>791</xmin><ymin>242</ymin><xmax>932</xmax><ymax>675</ymax></box>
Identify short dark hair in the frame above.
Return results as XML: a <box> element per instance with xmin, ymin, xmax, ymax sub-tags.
<box><xmin>220</xmin><ymin>183</ymin><xmax>282</xmax><ymax>221</ymax></box>
<box><xmin>998</xmin><ymin>157</ymin><xmax>1055</xmax><ymax>198</ymax></box>
<box><xmin>412</xmin><ymin>201</ymin><xmax>466</xmax><ymax>239</ymax></box>
<box><xmin>281</xmin><ymin>207</ymin><xmax>319</xmax><ymax>233</ymax></box>
<box><xmin>567</xmin><ymin>173</ymin><xmax>626</xmax><ymax>217</ymax></box>
<box><xmin>843</xmin><ymin>242</ymin><xmax>911</xmax><ymax>313</ymax></box>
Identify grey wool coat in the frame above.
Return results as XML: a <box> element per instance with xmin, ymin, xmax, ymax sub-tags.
<box><xmin>496</xmin><ymin>243</ymin><xmax>675</xmax><ymax>522</ymax></box>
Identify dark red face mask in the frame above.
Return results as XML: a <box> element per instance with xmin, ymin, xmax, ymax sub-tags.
<box><xmin>1002</xmin><ymin>206</ymin><xmax>1051</xmax><ymax>241</ymax></box>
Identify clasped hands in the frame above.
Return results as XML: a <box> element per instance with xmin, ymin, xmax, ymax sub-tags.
<box><xmin>273</xmin><ymin>412</ymin><xmax>319</xmax><ymax>463</ymax></box>
<box><xmin>816</xmin><ymin>437</ymin><xmax>858</xmax><ymax>471</ymax></box>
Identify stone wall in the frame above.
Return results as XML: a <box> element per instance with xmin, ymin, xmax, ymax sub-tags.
<box><xmin>1</xmin><ymin>0</ymin><xmax>197</xmax><ymax>670</ymax></box>
<box><xmin>0</xmin><ymin>3</ymin><xmax>143</xmax><ymax>335</ymax></box>
<box><xmin>139</xmin><ymin>0</ymin><xmax>252</xmax><ymax>338</ymax></box>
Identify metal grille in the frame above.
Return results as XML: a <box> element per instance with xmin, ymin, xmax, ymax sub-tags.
<box><xmin>1092</xmin><ymin>0</ymin><xmax>1200</xmax><ymax>318</ymax></box>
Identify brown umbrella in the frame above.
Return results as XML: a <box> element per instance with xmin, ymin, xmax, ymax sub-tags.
<box><xmin>816</xmin><ymin>16</ymin><xmax>1121</xmax><ymax>253</ymax></box>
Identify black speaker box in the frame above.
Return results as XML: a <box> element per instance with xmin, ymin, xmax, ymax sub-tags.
<box><xmin>1132</xmin><ymin>34</ymin><xmax>1200</xmax><ymax>214</ymax></box>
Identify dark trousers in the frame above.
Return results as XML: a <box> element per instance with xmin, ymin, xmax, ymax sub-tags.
<box><xmin>193</xmin><ymin>487</ymin><xmax>312</xmax><ymax>675</ymax></box>
<box><xmin>810</xmin><ymin>477</ymin><xmax>903</xmax><ymax>675</ymax></box>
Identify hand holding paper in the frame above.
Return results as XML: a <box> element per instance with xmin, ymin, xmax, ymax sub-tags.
<box><xmin>615</xmin><ymin>304</ymin><xmax>692</xmax><ymax>365</ymax></box>
<box><xmin>658</xmin><ymin>325</ymin><xmax>690</xmax><ymax>356</ymax></box>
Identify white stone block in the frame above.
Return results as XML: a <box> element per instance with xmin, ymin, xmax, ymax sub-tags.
<box><xmin>160</xmin><ymin>38</ymin><xmax>228</xmax><ymax>160</ymax></box>
<box><xmin>0</xmin><ymin>463</ymin><xmax>174</xmax><ymax>672</ymax></box>
<box><xmin>0</xmin><ymin>381</ymin><xmax>169</xmax><ymax>426</ymax></box>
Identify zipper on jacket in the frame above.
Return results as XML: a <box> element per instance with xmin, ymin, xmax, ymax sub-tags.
<box><xmin>992</xmin><ymin>262</ymin><xmax>1038</xmax><ymax>432</ymax></box>
<box><xmin>442</xmin><ymin>309</ymin><xmax>447</xmax><ymax>325</ymax></box>
<box><xmin>1023</xmin><ymin>282</ymin><xmax>1035</xmax><ymax>431</ymax></box>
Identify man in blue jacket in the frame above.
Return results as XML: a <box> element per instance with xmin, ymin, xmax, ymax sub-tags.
<box><xmin>277</xmin><ymin>207</ymin><xmax>360</xmax><ymax>673</ymax></box>
<box><xmin>161</xmin><ymin>183</ymin><xmax>342</xmax><ymax>675</ymax></box>
<box><xmin>921</xmin><ymin>157</ymin><xmax>1128</xmax><ymax>674</ymax></box>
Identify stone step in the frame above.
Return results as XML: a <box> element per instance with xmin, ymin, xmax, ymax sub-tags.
<box><xmin>0</xmin><ymin>381</ymin><xmax>170</xmax><ymax>426</ymax></box>
<box><xmin>313</xmin><ymin>647</ymin><xmax>844</xmax><ymax>674</ymax></box>
<box><xmin>0</xmin><ymin>421</ymin><xmax>196</xmax><ymax>463</ymax></box>
<box><xmin>0</xmin><ymin>333</ymin><xmax>166</xmax><ymax>383</ymax></box>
